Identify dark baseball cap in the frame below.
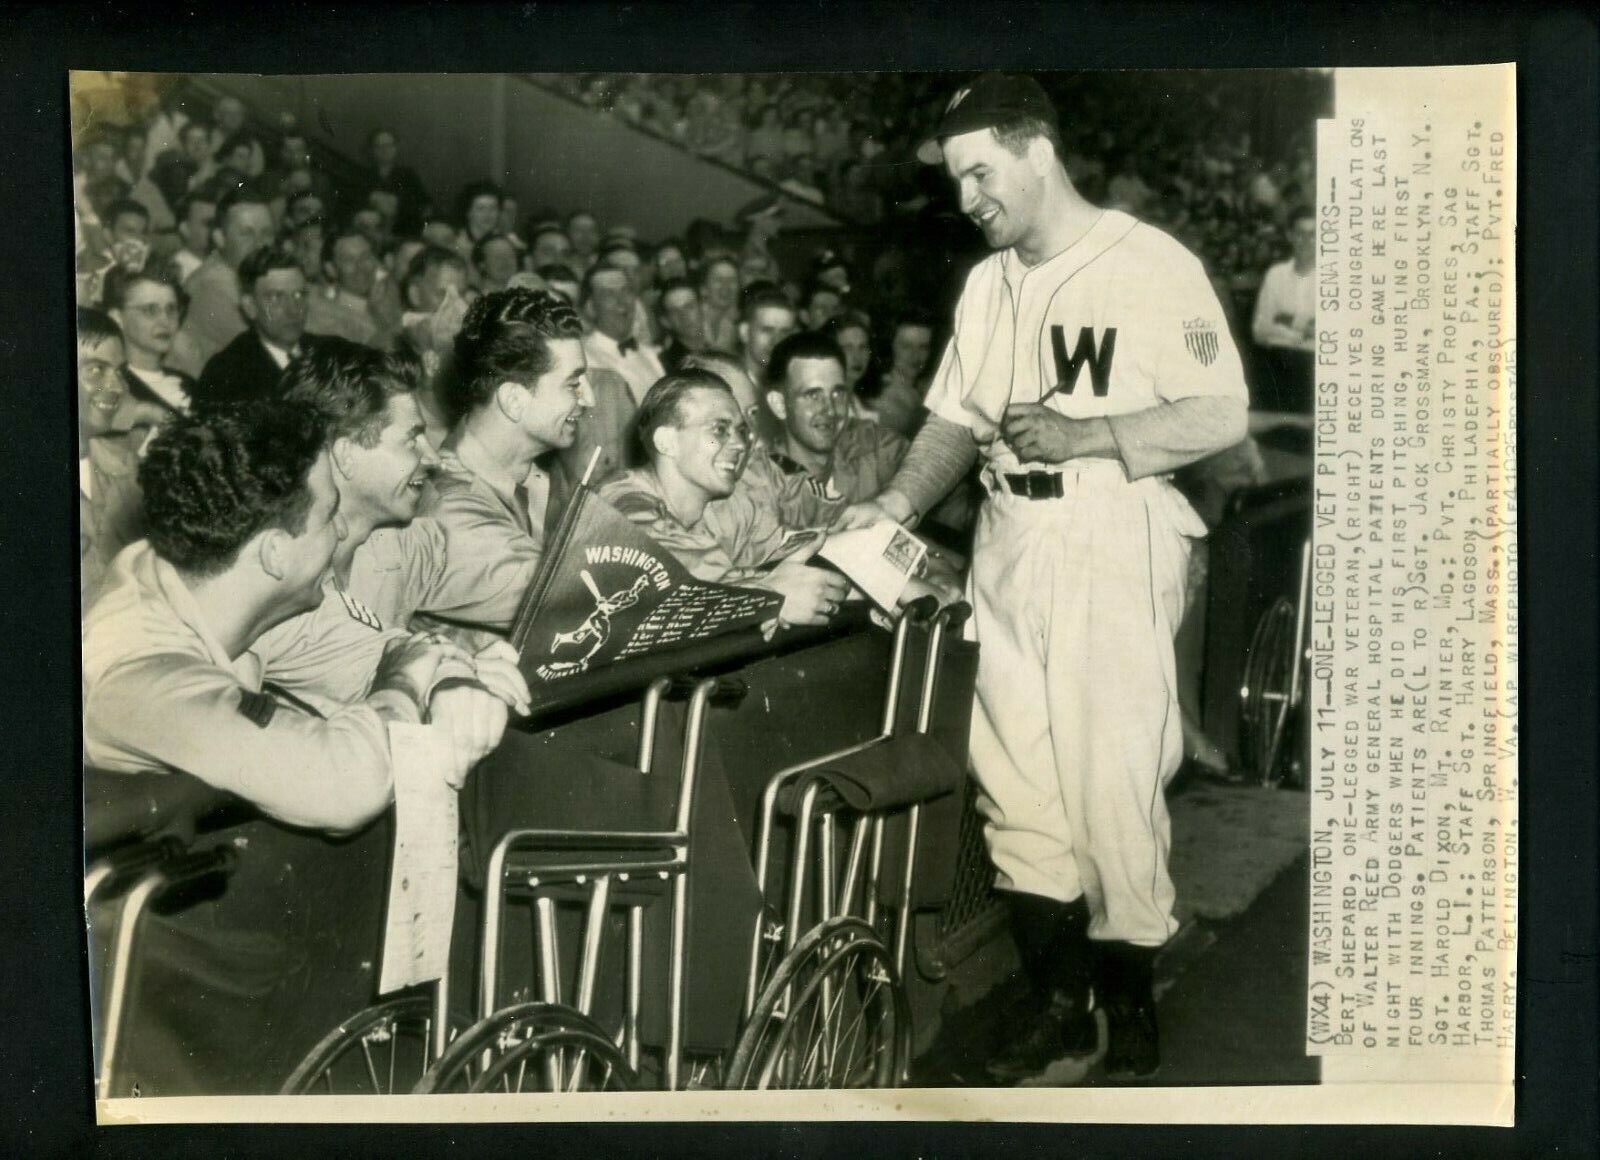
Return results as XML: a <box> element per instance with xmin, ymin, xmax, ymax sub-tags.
<box><xmin>916</xmin><ymin>72</ymin><xmax>1058</xmax><ymax>164</ymax></box>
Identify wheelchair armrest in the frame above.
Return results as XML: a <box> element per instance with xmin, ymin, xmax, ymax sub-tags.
<box><xmin>777</xmin><ymin>734</ymin><xmax>965</xmax><ymax>815</ymax></box>
<box><xmin>936</xmin><ymin>601</ymin><xmax>973</xmax><ymax>634</ymax></box>
<box><xmin>84</xmin><ymin>767</ymin><xmax>245</xmax><ymax>859</ymax></box>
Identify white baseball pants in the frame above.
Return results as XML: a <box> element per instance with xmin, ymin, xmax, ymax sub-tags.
<box><xmin>965</xmin><ymin>460</ymin><xmax>1205</xmax><ymax>946</ymax></box>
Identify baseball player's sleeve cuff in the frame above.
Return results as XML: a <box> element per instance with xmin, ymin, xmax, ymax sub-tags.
<box><xmin>1107</xmin><ymin>396</ymin><xmax>1250</xmax><ymax>480</ymax></box>
<box><xmin>890</xmin><ymin>414</ymin><xmax>980</xmax><ymax>519</ymax></box>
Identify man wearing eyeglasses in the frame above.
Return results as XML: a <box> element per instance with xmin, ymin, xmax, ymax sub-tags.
<box><xmin>192</xmin><ymin>247</ymin><xmax>326</xmax><ymax>409</ymax></box>
<box><xmin>597</xmin><ymin>368</ymin><xmax>851</xmax><ymax>630</ymax></box>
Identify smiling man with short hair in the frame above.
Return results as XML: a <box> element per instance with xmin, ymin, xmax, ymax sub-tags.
<box><xmin>597</xmin><ymin>369</ymin><xmax>851</xmax><ymax>630</ymax></box>
<box><xmin>252</xmin><ymin>338</ymin><xmax>533</xmax><ymax>714</ymax></box>
<box><xmin>764</xmin><ymin>330</ymin><xmax>907</xmax><ymax>505</ymax></box>
<box><xmin>83</xmin><ymin>399</ymin><xmax>516</xmax><ymax>834</ymax></box>
<box><xmin>846</xmin><ymin>72</ymin><xmax>1249</xmax><ymax>1083</ymax></box>
<box><xmin>306</xmin><ymin>223</ymin><xmax>394</xmax><ymax>349</ymax></box>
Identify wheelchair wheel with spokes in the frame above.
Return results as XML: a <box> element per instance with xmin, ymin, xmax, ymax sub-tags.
<box><xmin>1239</xmin><ymin>595</ymin><xmax>1304</xmax><ymax>787</ymax></box>
<box><xmin>281</xmin><ymin>994</ymin><xmax>457</xmax><ymax>1095</ymax></box>
<box><xmin>725</xmin><ymin>915</ymin><xmax>909</xmax><ymax>1089</ymax></box>
<box><xmin>414</xmin><ymin>1002</ymin><xmax>638</xmax><ymax>1093</ymax></box>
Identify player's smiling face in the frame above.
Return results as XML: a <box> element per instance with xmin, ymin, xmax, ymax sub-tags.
<box><xmin>944</xmin><ymin>128</ymin><xmax>1043</xmax><ymax>250</ymax></box>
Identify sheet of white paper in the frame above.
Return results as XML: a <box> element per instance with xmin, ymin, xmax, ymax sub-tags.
<box><xmin>816</xmin><ymin>521</ymin><xmax>926</xmax><ymax>612</ymax></box>
<box><xmin>377</xmin><ymin>723</ymin><xmax>459</xmax><ymax>996</ymax></box>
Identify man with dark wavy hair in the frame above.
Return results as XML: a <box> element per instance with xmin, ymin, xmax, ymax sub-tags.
<box><xmin>82</xmin><ymin>401</ymin><xmax>512</xmax><ymax>832</ymax></box>
<box><xmin>418</xmin><ymin>287</ymin><xmax>595</xmax><ymax>625</ymax></box>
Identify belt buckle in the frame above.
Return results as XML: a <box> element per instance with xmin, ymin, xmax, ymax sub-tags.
<box><xmin>1026</xmin><ymin>470</ymin><xmax>1056</xmax><ymax>500</ymax></box>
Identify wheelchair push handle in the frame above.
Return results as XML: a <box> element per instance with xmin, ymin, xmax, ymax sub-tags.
<box><xmin>153</xmin><ymin>844</ymin><xmax>239</xmax><ymax>897</ymax></box>
<box><xmin>934</xmin><ymin>600</ymin><xmax>973</xmax><ymax>634</ymax></box>
<box><xmin>898</xmin><ymin>594</ymin><xmax>940</xmax><ymax>625</ymax></box>
<box><xmin>86</xmin><ymin>836</ymin><xmax>189</xmax><ymax>901</ymax></box>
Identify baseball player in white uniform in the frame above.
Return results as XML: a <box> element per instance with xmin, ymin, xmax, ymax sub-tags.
<box><xmin>844</xmin><ymin>74</ymin><xmax>1248</xmax><ymax>1081</ymax></box>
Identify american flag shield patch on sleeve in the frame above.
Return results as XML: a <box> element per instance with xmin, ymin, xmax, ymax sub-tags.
<box><xmin>1183</xmin><ymin>318</ymin><xmax>1219</xmax><ymax>366</ymax></box>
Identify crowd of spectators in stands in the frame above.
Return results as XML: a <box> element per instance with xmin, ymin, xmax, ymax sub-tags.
<box><xmin>542</xmin><ymin>70</ymin><xmax>1322</xmax><ymax>307</ymax></box>
<box><xmin>73</xmin><ymin>70</ymin><xmax>1317</xmax><ymax>603</ymax></box>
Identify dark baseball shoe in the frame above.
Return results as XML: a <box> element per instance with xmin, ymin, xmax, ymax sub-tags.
<box><xmin>985</xmin><ymin>987</ymin><xmax>1100</xmax><ymax>1083</ymax></box>
<box><xmin>1102</xmin><ymin>994</ymin><xmax>1160</xmax><ymax>1078</ymax></box>
<box><xmin>1098</xmin><ymin>941</ymin><xmax>1161</xmax><ymax>1079</ymax></box>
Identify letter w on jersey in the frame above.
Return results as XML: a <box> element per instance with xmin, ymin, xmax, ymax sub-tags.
<box><xmin>1044</xmin><ymin>324</ymin><xmax>1117</xmax><ymax>400</ymax></box>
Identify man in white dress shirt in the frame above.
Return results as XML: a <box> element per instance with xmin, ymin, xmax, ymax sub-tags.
<box><xmin>580</xmin><ymin>263</ymin><xmax>666</xmax><ymax>408</ymax></box>
<box><xmin>1250</xmin><ymin>212</ymin><xmax>1315</xmax><ymax>411</ymax></box>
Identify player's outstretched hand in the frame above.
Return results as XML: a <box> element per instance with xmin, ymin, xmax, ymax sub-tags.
<box><xmin>763</xmin><ymin>557</ymin><xmax>852</xmax><ymax>627</ymax></box>
<box><xmin>429</xmin><ymin>683</ymin><xmax>510</xmax><ymax>789</ymax></box>
<box><xmin>471</xmin><ymin>640</ymin><xmax>532</xmax><ymax>717</ymax></box>
<box><xmin>832</xmin><ymin>499</ymin><xmax>890</xmax><ymax>531</ymax></box>
<box><xmin>833</xmin><ymin>488</ymin><xmax>917</xmax><ymax>532</ymax></box>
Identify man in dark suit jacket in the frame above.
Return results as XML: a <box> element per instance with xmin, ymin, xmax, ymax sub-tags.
<box><xmin>193</xmin><ymin>247</ymin><xmax>321</xmax><ymax>409</ymax></box>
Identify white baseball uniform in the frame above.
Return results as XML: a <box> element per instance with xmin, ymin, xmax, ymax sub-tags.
<box><xmin>923</xmin><ymin>209</ymin><xmax>1247</xmax><ymax>946</ymax></box>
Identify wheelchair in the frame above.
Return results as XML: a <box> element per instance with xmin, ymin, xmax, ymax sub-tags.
<box><xmin>86</xmin><ymin>836</ymin><xmax>238</xmax><ymax>1099</ymax></box>
<box><xmin>1237</xmin><ymin>536</ymin><xmax>1311</xmax><ymax>788</ymax></box>
<box><xmin>284</xmin><ymin>597</ymin><xmax>971</xmax><ymax>1095</ymax></box>
<box><xmin>726</xmin><ymin>598</ymin><xmax>970</xmax><ymax>1088</ymax></box>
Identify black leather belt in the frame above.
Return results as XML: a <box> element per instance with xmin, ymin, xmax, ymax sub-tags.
<box><xmin>1002</xmin><ymin>470</ymin><xmax>1065</xmax><ymax>500</ymax></box>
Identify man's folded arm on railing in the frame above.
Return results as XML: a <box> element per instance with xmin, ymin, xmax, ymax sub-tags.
<box><xmin>85</xmin><ymin>648</ymin><xmax>422</xmax><ymax>836</ymax></box>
